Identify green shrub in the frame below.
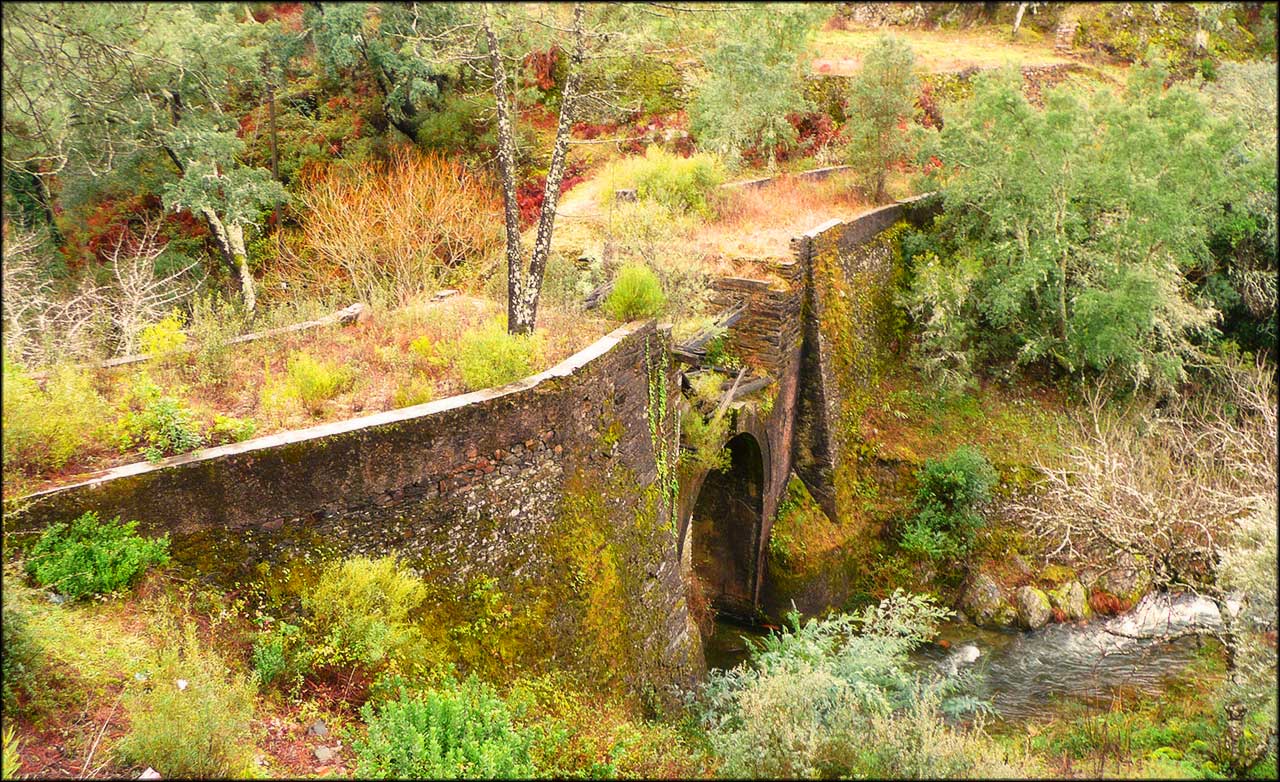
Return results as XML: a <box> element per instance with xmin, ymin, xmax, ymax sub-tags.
<box><xmin>697</xmin><ymin>591</ymin><xmax>1019</xmax><ymax>777</ymax></box>
<box><xmin>603</xmin><ymin>264</ymin><xmax>667</xmax><ymax>322</ymax></box>
<box><xmin>599</xmin><ymin>146</ymin><xmax>725</xmax><ymax>217</ymax></box>
<box><xmin>681</xmin><ymin>411</ymin><xmax>731</xmax><ymax>473</ymax></box>
<box><xmin>186</xmin><ymin>293</ymin><xmax>247</xmax><ymax>387</ymax></box>
<box><xmin>113</xmin><ymin>375</ymin><xmax>205</xmax><ymax>462</ymax></box>
<box><xmin>455</xmin><ymin>321</ymin><xmax>540</xmax><ymax>392</ymax></box>
<box><xmin>2</xmin><ymin>725</ymin><xmax>19</xmax><ymax>780</ymax></box>
<box><xmin>393</xmin><ymin>373</ymin><xmax>438</xmax><ymax>408</ymax></box>
<box><xmin>2</xmin><ymin>359</ymin><xmax>108</xmax><ymax>474</ymax></box>
<box><xmin>303</xmin><ymin>555</ymin><xmax>427</xmax><ymax>671</ymax></box>
<box><xmin>137</xmin><ymin>310</ymin><xmax>188</xmax><ymax>356</ymax></box>
<box><xmin>26</xmin><ymin>512</ymin><xmax>169</xmax><ymax>600</ymax></box>
<box><xmin>409</xmin><ymin>334</ymin><xmax>451</xmax><ymax>369</ymax></box>
<box><xmin>353</xmin><ymin>676</ymin><xmax>539</xmax><ymax>778</ymax></box>
<box><xmin>115</xmin><ymin>626</ymin><xmax>257</xmax><ymax>778</ymax></box>
<box><xmin>899</xmin><ymin>446</ymin><xmax>996</xmax><ymax>561</ymax></box>
<box><xmin>286</xmin><ymin>352</ymin><xmax>355</xmax><ymax>414</ymax></box>
<box><xmin>702</xmin><ymin>334</ymin><xmax>743</xmax><ymax>371</ymax></box>
<box><xmin>1</xmin><ymin>578</ymin><xmax>38</xmax><ymax>712</ymax></box>
<box><xmin>252</xmin><ymin>619</ymin><xmax>305</xmax><ymax>690</ymax></box>
<box><xmin>208</xmin><ymin>414</ymin><xmax>256</xmax><ymax>446</ymax></box>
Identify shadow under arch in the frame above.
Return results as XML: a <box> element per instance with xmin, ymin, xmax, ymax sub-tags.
<box><xmin>690</xmin><ymin>432</ymin><xmax>765</xmax><ymax>621</ymax></box>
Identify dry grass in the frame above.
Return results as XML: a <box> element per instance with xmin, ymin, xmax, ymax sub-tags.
<box><xmin>692</xmin><ymin>170</ymin><xmax>875</xmax><ymax>267</ymax></box>
<box><xmin>810</xmin><ymin>26</ymin><xmax>1071</xmax><ymax>76</ymax></box>
<box><xmin>293</xmin><ymin>149</ymin><xmax>504</xmax><ymax>304</ymax></box>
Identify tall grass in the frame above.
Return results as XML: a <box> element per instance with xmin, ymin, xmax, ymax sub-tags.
<box><xmin>298</xmin><ymin>149</ymin><xmax>504</xmax><ymax>303</ymax></box>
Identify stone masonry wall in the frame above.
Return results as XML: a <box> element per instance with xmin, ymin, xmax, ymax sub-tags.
<box><xmin>5</xmin><ymin>321</ymin><xmax>701</xmax><ymax>697</ymax></box>
<box><xmin>791</xmin><ymin>195</ymin><xmax>940</xmax><ymax>525</ymax></box>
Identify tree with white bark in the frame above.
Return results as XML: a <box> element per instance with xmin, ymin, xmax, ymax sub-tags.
<box><xmin>420</xmin><ymin>2</ymin><xmax>698</xmax><ymax>334</ymax></box>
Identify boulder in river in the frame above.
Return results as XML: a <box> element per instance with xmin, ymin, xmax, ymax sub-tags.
<box><xmin>959</xmin><ymin>573</ymin><xmax>1016</xmax><ymax>628</ymax></box>
<box><xmin>1015</xmin><ymin>586</ymin><xmax>1053</xmax><ymax>629</ymax></box>
<box><xmin>1094</xmin><ymin>552</ymin><xmax>1153</xmax><ymax>604</ymax></box>
<box><xmin>1049</xmin><ymin>580</ymin><xmax>1092</xmax><ymax>621</ymax></box>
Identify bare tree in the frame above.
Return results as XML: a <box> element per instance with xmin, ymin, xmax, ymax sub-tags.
<box><xmin>104</xmin><ymin>222</ymin><xmax>197</xmax><ymax>356</ymax></box>
<box><xmin>1013</xmin><ymin>357</ymin><xmax>1277</xmax><ymax>774</ymax></box>
<box><xmin>2</xmin><ymin>224</ymin><xmax>110</xmax><ymax>365</ymax></box>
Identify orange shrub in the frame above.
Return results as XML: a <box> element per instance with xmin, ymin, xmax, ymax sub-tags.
<box><xmin>299</xmin><ymin>149</ymin><xmax>504</xmax><ymax>303</ymax></box>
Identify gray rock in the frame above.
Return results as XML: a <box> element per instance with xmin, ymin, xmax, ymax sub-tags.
<box><xmin>1015</xmin><ymin>586</ymin><xmax>1053</xmax><ymax>629</ymax></box>
<box><xmin>1096</xmin><ymin>552</ymin><xmax>1153</xmax><ymax>603</ymax></box>
<box><xmin>1049</xmin><ymin>580</ymin><xmax>1092</xmax><ymax>621</ymax></box>
<box><xmin>959</xmin><ymin>573</ymin><xmax>1015</xmax><ymax>628</ymax></box>
<box><xmin>314</xmin><ymin>746</ymin><xmax>336</xmax><ymax>763</ymax></box>
<box><xmin>307</xmin><ymin>719</ymin><xmax>329</xmax><ymax>738</ymax></box>
<box><xmin>1010</xmin><ymin>554</ymin><xmax>1034</xmax><ymax>579</ymax></box>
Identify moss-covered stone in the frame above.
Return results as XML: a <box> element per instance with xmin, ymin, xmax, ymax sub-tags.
<box><xmin>1015</xmin><ymin>585</ymin><xmax>1053</xmax><ymax>629</ymax></box>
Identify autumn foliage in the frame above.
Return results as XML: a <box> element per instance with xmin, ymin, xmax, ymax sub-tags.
<box><xmin>298</xmin><ymin>149</ymin><xmax>504</xmax><ymax>302</ymax></box>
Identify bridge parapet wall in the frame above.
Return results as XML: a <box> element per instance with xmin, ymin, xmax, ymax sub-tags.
<box><xmin>6</xmin><ymin>321</ymin><xmax>701</xmax><ymax>696</ymax></box>
<box><xmin>792</xmin><ymin>195</ymin><xmax>941</xmax><ymax>527</ymax></box>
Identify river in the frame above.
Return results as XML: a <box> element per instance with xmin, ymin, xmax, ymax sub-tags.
<box><xmin>705</xmin><ymin>591</ymin><xmax>1225</xmax><ymax>725</ymax></box>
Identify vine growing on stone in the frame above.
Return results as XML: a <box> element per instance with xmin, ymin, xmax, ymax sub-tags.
<box><xmin>644</xmin><ymin>336</ymin><xmax>680</xmax><ymax>532</ymax></box>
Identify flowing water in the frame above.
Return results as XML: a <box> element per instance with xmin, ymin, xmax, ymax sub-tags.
<box><xmin>706</xmin><ymin>592</ymin><xmax>1225</xmax><ymax>724</ymax></box>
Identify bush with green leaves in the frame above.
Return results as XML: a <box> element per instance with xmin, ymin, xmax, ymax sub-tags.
<box><xmin>2</xmin><ymin>359</ymin><xmax>109</xmax><ymax>475</ymax></box>
<box><xmin>252</xmin><ymin>619</ymin><xmax>306</xmax><ymax>690</ymax></box>
<box><xmin>303</xmin><ymin>555</ymin><xmax>428</xmax><ymax>671</ymax></box>
<box><xmin>285</xmin><ymin>352</ymin><xmax>355</xmax><ymax>414</ymax></box>
<box><xmin>598</xmin><ymin>146</ymin><xmax>725</xmax><ymax>217</ymax></box>
<box><xmin>353</xmin><ymin>676</ymin><xmax>539</xmax><ymax>778</ymax></box>
<box><xmin>914</xmin><ymin>63</ymin><xmax>1258</xmax><ymax>391</ymax></box>
<box><xmin>2</xmin><ymin>725</ymin><xmax>20</xmax><ymax>780</ymax></box>
<box><xmin>1200</xmin><ymin>61</ymin><xmax>1278</xmax><ymax>355</ymax></box>
<box><xmin>455</xmin><ymin>321</ymin><xmax>540</xmax><ymax>392</ymax></box>
<box><xmin>26</xmin><ymin>512</ymin><xmax>169</xmax><ymax>600</ymax></box>
<box><xmin>113</xmin><ymin>375</ymin><xmax>205</xmax><ymax>462</ymax></box>
<box><xmin>688</xmin><ymin>4</ymin><xmax>825</xmax><ymax>168</ymax></box>
<box><xmin>899</xmin><ymin>446</ymin><xmax>996</xmax><ymax>561</ymax></box>
<box><xmin>137</xmin><ymin>310</ymin><xmax>188</xmax><ymax>356</ymax></box>
<box><xmin>844</xmin><ymin>35</ymin><xmax>920</xmax><ymax>202</ymax></box>
<box><xmin>697</xmin><ymin>590</ymin><xmax>1022</xmax><ymax>778</ymax></box>
<box><xmin>115</xmin><ymin>626</ymin><xmax>257</xmax><ymax>778</ymax></box>
<box><xmin>1</xmin><ymin>577</ymin><xmax>38</xmax><ymax>712</ymax></box>
<box><xmin>603</xmin><ymin>263</ymin><xmax>666</xmax><ymax>322</ymax></box>
<box><xmin>207</xmin><ymin>413</ymin><xmax>256</xmax><ymax>446</ymax></box>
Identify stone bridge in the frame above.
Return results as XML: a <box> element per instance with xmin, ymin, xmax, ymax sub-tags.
<box><xmin>672</xmin><ymin>196</ymin><xmax>938</xmax><ymax>620</ymax></box>
<box><xmin>5</xmin><ymin>195</ymin><xmax>938</xmax><ymax>697</ymax></box>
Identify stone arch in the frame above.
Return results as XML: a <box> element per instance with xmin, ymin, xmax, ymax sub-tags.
<box><xmin>688</xmin><ymin>431</ymin><xmax>766</xmax><ymax>620</ymax></box>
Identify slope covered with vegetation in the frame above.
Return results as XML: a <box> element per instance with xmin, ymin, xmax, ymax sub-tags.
<box><xmin>3</xmin><ymin>2</ymin><xmax>1276</xmax><ymax>780</ymax></box>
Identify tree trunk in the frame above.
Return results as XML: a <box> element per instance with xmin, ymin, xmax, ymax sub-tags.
<box><xmin>267</xmin><ymin>81</ymin><xmax>281</xmax><ymax>228</ymax></box>
<box><xmin>1012</xmin><ymin>2</ymin><xmax>1029</xmax><ymax>38</ymax></box>
<box><xmin>201</xmin><ymin>207</ymin><xmax>256</xmax><ymax>315</ymax></box>
<box><xmin>518</xmin><ymin>3</ymin><xmax>586</xmax><ymax>333</ymax></box>
<box><xmin>482</xmin><ymin>4</ymin><xmax>528</xmax><ymax>334</ymax></box>
<box><xmin>484</xmin><ymin>3</ymin><xmax>586</xmax><ymax>335</ymax></box>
